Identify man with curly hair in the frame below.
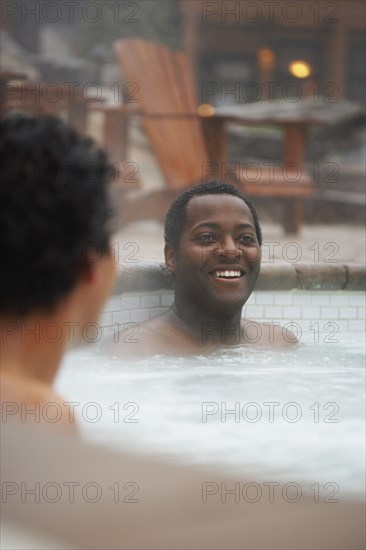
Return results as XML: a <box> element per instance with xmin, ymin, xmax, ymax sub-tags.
<box><xmin>0</xmin><ymin>114</ymin><xmax>117</xmax><ymax>431</ymax></box>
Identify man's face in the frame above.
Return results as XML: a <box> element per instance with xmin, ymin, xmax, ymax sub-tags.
<box><xmin>165</xmin><ymin>194</ymin><xmax>261</xmax><ymax>316</ymax></box>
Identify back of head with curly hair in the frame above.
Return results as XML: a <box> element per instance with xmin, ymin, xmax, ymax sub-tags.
<box><xmin>0</xmin><ymin>114</ymin><xmax>115</xmax><ymax>317</ymax></box>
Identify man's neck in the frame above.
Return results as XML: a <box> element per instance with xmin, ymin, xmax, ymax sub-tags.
<box><xmin>1</xmin><ymin>317</ymin><xmax>67</xmax><ymax>386</ymax></box>
<box><xmin>171</xmin><ymin>296</ymin><xmax>243</xmax><ymax>346</ymax></box>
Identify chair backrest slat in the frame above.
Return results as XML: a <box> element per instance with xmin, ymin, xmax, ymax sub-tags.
<box><xmin>115</xmin><ymin>39</ymin><xmax>208</xmax><ymax>189</ymax></box>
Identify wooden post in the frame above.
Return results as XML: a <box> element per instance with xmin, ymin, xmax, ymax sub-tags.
<box><xmin>201</xmin><ymin>116</ymin><xmax>227</xmax><ymax>166</ymax></box>
<box><xmin>103</xmin><ymin>108</ymin><xmax>128</xmax><ymax>163</ymax></box>
<box><xmin>282</xmin><ymin>198</ymin><xmax>303</xmax><ymax>234</ymax></box>
<box><xmin>282</xmin><ymin>122</ymin><xmax>307</xmax><ymax>234</ymax></box>
<box><xmin>181</xmin><ymin>4</ymin><xmax>199</xmax><ymax>79</ymax></box>
<box><xmin>330</xmin><ymin>23</ymin><xmax>346</xmax><ymax>100</ymax></box>
<box><xmin>283</xmin><ymin>123</ymin><xmax>306</xmax><ymax>168</ymax></box>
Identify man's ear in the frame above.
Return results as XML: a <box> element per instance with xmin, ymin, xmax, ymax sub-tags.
<box><xmin>164</xmin><ymin>243</ymin><xmax>176</xmax><ymax>273</ymax></box>
<box><xmin>80</xmin><ymin>249</ymin><xmax>101</xmax><ymax>283</ymax></box>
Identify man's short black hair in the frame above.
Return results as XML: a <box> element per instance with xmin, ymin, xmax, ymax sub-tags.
<box><xmin>164</xmin><ymin>180</ymin><xmax>262</xmax><ymax>250</ymax></box>
<box><xmin>0</xmin><ymin>113</ymin><xmax>115</xmax><ymax>317</ymax></box>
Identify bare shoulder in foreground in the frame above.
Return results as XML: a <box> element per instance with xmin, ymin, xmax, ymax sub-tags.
<box><xmin>1</xmin><ymin>372</ymin><xmax>78</xmax><ymax>434</ymax></box>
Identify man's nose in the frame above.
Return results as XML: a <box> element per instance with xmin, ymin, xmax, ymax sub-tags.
<box><xmin>218</xmin><ymin>237</ymin><xmax>240</xmax><ymax>261</ymax></box>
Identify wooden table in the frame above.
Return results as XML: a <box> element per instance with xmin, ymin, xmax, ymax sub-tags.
<box><xmin>203</xmin><ymin>113</ymin><xmax>308</xmax><ymax>177</ymax></box>
<box><xmin>202</xmin><ymin>98</ymin><xmax>365</xmax><ymax>173</ymax></box>
<box><xmin>200</xmin><ymin>99</ymin><xmax>364</xmax><ymax>232</ymax></box>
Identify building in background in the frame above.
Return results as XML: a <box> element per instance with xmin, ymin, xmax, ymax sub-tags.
<box><xmin>180</xmin><ymin>0</ymin><xmax>365</xmax><ymax>103</ymax></box>
<box><xmin>2</xmin><ymin>0</ymin><xmax>364</xmax><ymax>103</ymax></box>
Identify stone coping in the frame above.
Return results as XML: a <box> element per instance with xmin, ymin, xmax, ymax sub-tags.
<box><xmin>114</xmin><ymin>262</ymin><xmax>366</xmax><ymax>294</ymax></box>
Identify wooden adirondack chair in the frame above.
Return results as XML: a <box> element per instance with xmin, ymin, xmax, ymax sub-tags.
<box><xmin>114</xmin><ymin>38</ymin><xmax>315</xmax><ymax>233</ymax></box>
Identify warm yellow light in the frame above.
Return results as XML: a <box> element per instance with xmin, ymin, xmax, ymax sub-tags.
<box><xmin>289</xmin><ymin>61</ymin><xmax>312</xmax><ymax>78</ymax></box>
<box><xmin>198</xmin><ymin>103</ymin><xmax>215</xmax><ymax>117</ymax></box>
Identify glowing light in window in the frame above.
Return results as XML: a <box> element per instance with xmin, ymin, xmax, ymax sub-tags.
<box><xmin>289</xmin><ymin>61</ymin><xmax>312</xmax><ymax>78</ymax></box>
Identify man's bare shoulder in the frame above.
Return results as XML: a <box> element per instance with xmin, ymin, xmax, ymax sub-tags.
<box><xmin>112</xmin><ymin>311</ymin><xmax>181</xmax><ymax>356</ymax></box>
<box><xmin>241</xmin><ymin>319</ymin><xmax>299</xmax><ymax>348</ymax></box>
<box><xmin>1</xmin><ymin>373</ymin><xmax>78</xmax><ymax>433</ymax></box>
<box><xmin>110</xmin><ymin>313</ymin><xmax>300</xmax><ymax>356</ymax></box>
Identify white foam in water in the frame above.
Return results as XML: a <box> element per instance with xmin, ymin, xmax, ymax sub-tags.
<box><xmin>57</xmin><ymin>335</ymin><xmax>365</xmax><ymax>499</ymax></box>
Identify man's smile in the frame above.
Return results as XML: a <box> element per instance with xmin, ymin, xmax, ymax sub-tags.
<box><xmin>208</xmin><ymin>266</ymin><xmax>246</xmax><ymax>281</ymax></box>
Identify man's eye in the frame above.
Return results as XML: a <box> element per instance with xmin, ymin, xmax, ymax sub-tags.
<box><xmin>238</xmin><ymin>235</ymin><xmax>256</xmax><ymax>244</ymax></box>
<box><xmin>197</xmin><ymin>234</ymin><xmax>215</xmax><ymax>242</ymax></box>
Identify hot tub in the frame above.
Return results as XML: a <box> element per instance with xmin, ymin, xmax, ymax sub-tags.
<box><xmin>56</xmin><ymin>262</ymin><xmax>365</xmax><ymax>500</ymax></box>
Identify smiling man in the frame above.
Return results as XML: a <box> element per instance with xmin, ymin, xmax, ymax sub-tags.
<box><xmin>119</xmin><ymin>181</ymin><xmax>296</xmax><ymax>356</ymax></box>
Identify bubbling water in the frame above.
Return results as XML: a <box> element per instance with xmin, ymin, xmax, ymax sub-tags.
<box><xmin>57</xmin><ymin>335</ymin><xmax>365</xmax><ymax>499</ymax></box>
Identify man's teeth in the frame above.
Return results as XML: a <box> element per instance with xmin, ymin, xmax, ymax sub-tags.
<box><xmin>214</xmin><ymin>270</ymin><xmax>242</xmax><ymax>278</ymax></box>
